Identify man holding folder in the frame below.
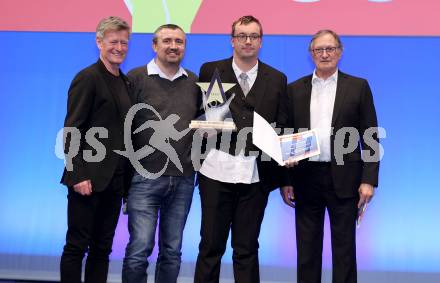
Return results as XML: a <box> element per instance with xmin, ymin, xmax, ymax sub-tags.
<box><xmin>279</xmin><ymin>30</ymin><xmax>380</xmax><ymax>283</ymax></box>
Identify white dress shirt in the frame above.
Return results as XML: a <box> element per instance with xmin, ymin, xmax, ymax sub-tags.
<box><xmin>309</xmin><ymin>69</ymin><xmax>338</xmax><ymax>162</ymax></box>
<box><xmin>232</xmin><ymin>59</ymin><xmax>258</xmax><ymax>93</ymax></box>
<box><xmin>199</xmin><ymin>59</ymin><xmax>260</xmax><ymax>184</ymax></box>
<box><xmin>147</xmin><ymin>58</ymin><xmax>187</xmax><ymax>81</ymax></box>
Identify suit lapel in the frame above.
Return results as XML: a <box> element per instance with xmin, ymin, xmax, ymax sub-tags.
<box><xmin>97</xmin><ymin>59</ymin><xmax>124</xmax><ymax>120</ymax></box>
<box><xmin>217</xmin><ymin>58</ymin><xmax>242</xmax><ymax>99</ymax></box>
<box><xmin>301</xmin><ymin>76</ymin><xmax>313</xmax><ymax>130</ymax></box>
<box><xmin>218</xmin><ymin>58</ymin><xmax>268</xmax><ymax>111</ymax></box>
<box><xmin>216</xmin><ymin>59</ymin><xmax>242</xmax><ymax>125</ymax></box>
<box><xmin>250</xmin><ymin>61</ymin><xmax>268</xmax><ymax>111</ymax></box>
<box><xmin>119</xmin><ymin>73</ymin><xmax>133</xmax><ymax>115</ymax></box>
<box><xmin>331</xmin><ymin>71</ymin><xmax>348</xmax><ymax>126</ymax></box>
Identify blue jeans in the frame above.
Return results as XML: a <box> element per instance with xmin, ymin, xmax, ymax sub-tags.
<box><xmin>122</xmin><ymin>173</ymin><xmax>195</xmax><ymax>283</ymax></box>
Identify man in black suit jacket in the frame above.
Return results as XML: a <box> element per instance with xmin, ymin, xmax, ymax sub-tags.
<box><xmin>194</xmin><ymin>15</ymin><xmax>288</xmax><ymax>283</ymax></box>
<box><xmin>279</xmin><ymin>30</ymin><xmax>380</xmax><ymax>283</ymax></box>
<box><xmin>60</xmin><ymin>16</ymin><xmax>132</xmax><ymax>283</ymax></box>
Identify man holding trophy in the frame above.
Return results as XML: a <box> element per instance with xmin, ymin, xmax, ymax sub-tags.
<box><xmin>193</xmin><ymin>15</ymin><xmax>288</xmax><ymax>283</ymax></box>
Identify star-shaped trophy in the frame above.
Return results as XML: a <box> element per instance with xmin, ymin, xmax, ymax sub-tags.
<box><xmin>190</xmin><ymin>68</ymin><xmax>236</xmax><ymax>130</ymax></box>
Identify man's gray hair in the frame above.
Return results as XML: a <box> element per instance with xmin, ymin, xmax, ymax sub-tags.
<box><xmin>309</xmin><ymin>29</ymin><xmax>343</xmax><ymax>51</ymax></box>
<box><xmin>96</xmin><ymin>16</ymin><xmax>131</xmax><ymax>39</ymax></box>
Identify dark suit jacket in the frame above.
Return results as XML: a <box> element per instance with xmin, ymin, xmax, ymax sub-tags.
<box><xmin>198</xmin><ymin>57</ymin><xmax>288</xmax><ymax>192</ymax></box>
<box><xmin>61</xmin><ymin>59</ymin><xmax>133</xmax><ymax>193</ymax></box>
<box><xmin>281</xmin><ymin>71</ymin><xmax>379</xmax><ymax>198</ymax></box>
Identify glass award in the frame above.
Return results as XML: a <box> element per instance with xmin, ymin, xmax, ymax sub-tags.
<box><xmin>190</xmin><ymin>68</ymin><xmax>236</xmax><ymax>130</ymax></box>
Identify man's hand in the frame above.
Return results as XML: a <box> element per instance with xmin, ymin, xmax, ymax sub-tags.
<box><xmin>201</xmin><ymin>129</ymin><xmax>219</xmax><ymax>139</ymax></box>
<box><xmin>358</xmin><ymin>183</ymin><xmax>374</xmax><ymax>208</ymax></box>
<box><xmin>73</xmin><ymin>180</ymin><xmax>93</xmax><ymax>196</ymax></box>
<box><xmin>284</xmin><ymin>160</ymin><xmax>298</xmax><ymax>168</ymax></box>
<box><xmin>280</xmin><ymin>185</ymin><xmax>295</xmax><ymax>208</ymax></box>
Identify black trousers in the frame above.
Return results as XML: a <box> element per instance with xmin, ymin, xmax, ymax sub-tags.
<box><xmin>60</xmin><ymin>174</ymin><xmax>123</xmax><ymax>283</ymax></box>
<box><xmin>295</xmin><ymin>162</ymin><xmax>358</xmax><ymax>283</ymax></box>
<box><xmin>194</xmin><ymin>174</ymin><xmax>269</xmax><ymax>283</ymax></box>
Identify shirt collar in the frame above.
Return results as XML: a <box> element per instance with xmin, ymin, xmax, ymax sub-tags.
<box><xmin>312</xmin><ymin>68</ymin><xmax>338</xmax><ymax>84</ymax></box>
<box><xmin>147</xmin><ymin>58</ymin><xmax>187</xmax><ymax>81</ymax></box>
<box><xmin>232</xmin><ymin>58</ymin><xmax>258</xmax><ymax>78</ymax></box>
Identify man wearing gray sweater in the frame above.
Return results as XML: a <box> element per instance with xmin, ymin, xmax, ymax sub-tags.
<box><xmin>122</xmin><ymin>24</ymin><xmax>201</xmax><ymax>283</ymax></box>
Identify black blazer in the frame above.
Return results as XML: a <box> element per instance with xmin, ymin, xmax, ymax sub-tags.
<box><xmin>282</xmin><ymin>71</ymin><xmax>379</xmax><ymax>198</ymax></box>
<box><xmin>199</xmin><ymin>57</ymin><xmax>288</xmax><ymax>192</ymax></box>
<box><xmin>61</xmin><ymin>59</ymin><xmax>133</xmax><ymax>193</ymax></box>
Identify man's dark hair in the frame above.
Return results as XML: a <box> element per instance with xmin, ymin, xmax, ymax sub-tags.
<box><xmin>153</xmin><ymin>24</ymin><xmax>185</xmax><ymax>44</ymax></box>
<box><xmin>231</xmin><ymin>15</ymin><xmax>263</xmax><ymax>37</ymax></box>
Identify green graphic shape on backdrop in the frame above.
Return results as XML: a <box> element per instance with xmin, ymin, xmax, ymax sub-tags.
<box><xmin>130</xmin><ymin>0</ymin><xmax>202</xmax><ymax>33</ymax></box>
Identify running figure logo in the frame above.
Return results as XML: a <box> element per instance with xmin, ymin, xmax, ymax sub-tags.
<box><xmin>115</xmin><ymin>103</ymin><xmax>190</xmax><ymax>179</ymax></box>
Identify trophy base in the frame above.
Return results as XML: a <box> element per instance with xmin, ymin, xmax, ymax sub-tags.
<box><xmin>189</xmin><ymin>120</ymin><xmax>236</xmax><ymax>131</ymax></box>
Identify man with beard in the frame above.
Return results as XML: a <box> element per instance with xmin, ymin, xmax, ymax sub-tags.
<box><xmin>122</xmin><ymin>24</ymin><xmax>201</xmax><ymax>283</ymax></box>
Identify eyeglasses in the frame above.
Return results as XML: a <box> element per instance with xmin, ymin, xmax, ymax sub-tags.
<box><xmin>311</xmin><ymin>46</ymin><xmax>340</xmax><ymax>55</ymax></box>
<box><xmin>233</xmin><ymin>33</ymin><xmax>261</xmax><ymax>42</ymax></box>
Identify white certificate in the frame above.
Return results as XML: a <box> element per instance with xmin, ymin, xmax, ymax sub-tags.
<box><xmin>252</xmin><ymin>112</ymin><xmax>320</xmax><ymax>166</ymax></box>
